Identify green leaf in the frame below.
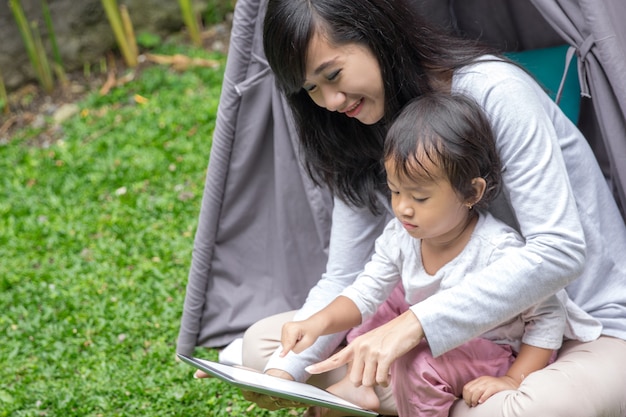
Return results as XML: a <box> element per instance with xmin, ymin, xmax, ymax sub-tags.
<box><xmin>0</xmin><ymin>390</ymin><xmax>14</xmax><ymax>403</ymax></box>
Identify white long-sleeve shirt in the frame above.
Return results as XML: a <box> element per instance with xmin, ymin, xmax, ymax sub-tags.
<box><xmin>265</xmin><ymin>57</ymin><xmax>626</xmax><ymax>382</ymax></box>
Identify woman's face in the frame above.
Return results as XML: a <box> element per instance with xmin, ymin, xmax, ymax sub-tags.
<box><xmin>303</xmin><ymin>33</ymin><xmax>385</xmax><ymax>125</ymax></box>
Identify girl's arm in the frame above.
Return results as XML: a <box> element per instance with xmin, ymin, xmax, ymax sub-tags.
<box><xmin>265</xmin><ymin>196</ymin><xmax>390</xmax><ymax>382</ymax></box>
<box><xmin>505</xmin><ymin>343</ymin><xmax>554</xmax><ymax>385</ymax></box>
<box><xmin>463</xmin><ymin>291</ymin><xmax>565</xmax><ymax>407</ymax></box>
<box><xmin>462</xmin><ymin>343</ymin><xmax>554</xmax><ymax>407</ymax></box>
<box><xmin>280</xmin><ymin>296</ymin><xmax>362</xmax><ymax>356</ymax></box>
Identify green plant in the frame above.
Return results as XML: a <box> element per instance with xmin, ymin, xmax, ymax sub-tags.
<box><xmin>101</xmin><ymin>0</ymin><xmax>138</xmax><ymax>67</ymax></box>
<box><xmin>0</xmin><ymin>42</ymin><xmax>301</xmax><ymax>417</ymax></box>
<box><xmin>9</xmin><ymin>0</ymin><xmax>54</xmax><ymax>93</ymax></box>
<box><xmin>0</xmin><ymin>71</ymin><xmax>8</xmax><ymax>114</ymax></box>
<box><xmin>137</xmin><ymin>31</ymin><xmax>162</xmax><ymax>50</ymax></box>
<box><xmin>179</xmin><ymin>0</ymin><xmax>202</xmax><ymax>47</ymax></box>
<box><xmin>120</xmin><ymin>4</ymin><xmax>139</xmax><ymax>60</ymax></box>
<box><xmin>42</xmin><ymin>0</ymin><xmax>68</xmax><ymax>87</ymax></box>
<box><xmin>31</xmin><ymin>21</ymin><xmax>55</xmax><ymax>91</ymax></box>
<box><xmin>41</xmin><ymin>0</ymin><xmax>62</xmax><ymax>66</ymax></box>
<box><xmin>204</xmin><ymin>0</ymin><xmax>236</xmax><ymax>26</ymax></box>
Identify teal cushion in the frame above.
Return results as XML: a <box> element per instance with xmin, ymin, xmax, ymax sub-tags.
<box><xmin>506</xmin><ymin>44</ymin><xmax>580</xmax><ymax>124</ymax></box>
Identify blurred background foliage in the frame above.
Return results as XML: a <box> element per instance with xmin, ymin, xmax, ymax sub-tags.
<box><xmin>1</xmin><ymin>0</ymin><xmax>303</xmax><ymax>415</ymax></box>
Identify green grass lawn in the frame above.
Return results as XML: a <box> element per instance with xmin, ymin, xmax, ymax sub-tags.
<box><xmin>0</xmin><ymin>43</ymin><xmax>303</xmax><ymax>417</ymax></box>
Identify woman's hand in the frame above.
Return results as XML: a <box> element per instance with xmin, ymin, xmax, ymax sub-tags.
<box><xmin>306</xmin><ymin>310</ymin><xmax>424</xmax><ymax>387</ymax></box>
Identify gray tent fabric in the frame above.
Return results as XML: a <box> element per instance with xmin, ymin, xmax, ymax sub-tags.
<box><xmin>176</xmin><ymin>0</ymin><xmax>332</xmax><ymax>354</ymax></box>
<box><xmin>531</xmin><ymin>0</ymin><xmax>626</xmax><ymax>216</ymax></box>
<box><xmin>176</xmin><ymin>0</ymin><xmax>626</xmax><ymax>354</ymax></box>
<box><xmin>409</xmin><ymin>0</ymin><xmax>563</xmax><ymax>51</ymax></box>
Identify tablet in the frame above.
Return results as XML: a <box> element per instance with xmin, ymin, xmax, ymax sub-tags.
<box><xmin>177</xmin><ymin>353</ymin><xmax>378</xmax><ymax>416</ymax></box>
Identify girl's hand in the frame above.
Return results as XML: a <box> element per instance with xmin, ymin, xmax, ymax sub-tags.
<box><xmin>280</xmin><ymin>320</ymin><xmax>321</xmax><ymax>356</ymax></box>
<box><xmin>306</xmin><ymin>310</ymin><xmax>424</xmax><ymax>387</ymax></box>
<box><xmin>462</xmin><ymin>375</ymin><xmax>519</xmax><ymax>407</ymax></box>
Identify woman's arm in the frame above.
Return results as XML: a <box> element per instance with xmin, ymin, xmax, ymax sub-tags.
<box><xmin>414</xmin><ymin>62</ymin><xmax>587</xmax><ymax>356</ymax></box>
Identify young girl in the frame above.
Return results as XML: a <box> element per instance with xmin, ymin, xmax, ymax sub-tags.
<box><xmin>279</xmin><ymin>93</ymin><xmax>600</xmax><ymax>416</ymax></box>
<box><xmin>240</xmin><ymin>0</ymin><xmax>626</xmax><ymax>415</ymax></box>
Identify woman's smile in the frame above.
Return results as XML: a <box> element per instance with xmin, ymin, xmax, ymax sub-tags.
<box><xmin>342</xmin><ymin>98</ymin><xmax>364</xmax><ymax>117</ymax></box>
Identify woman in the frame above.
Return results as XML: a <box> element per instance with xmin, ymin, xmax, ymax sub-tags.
<box><xmin>280</xmin><ymin>92</ymin><xmax>603</xmax><ymax>416</ymax></box>
<box><xmin>241</xmin><ymin>0</ymin><xmax>626</xmax><ymax>415</ymax></box>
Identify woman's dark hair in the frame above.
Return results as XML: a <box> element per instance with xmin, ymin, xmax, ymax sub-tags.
<box><xmin>263</xmin><ymin>0</ymin><xmax>500</xmax><ymax>213</ymax></box>
<box><xmin>384</xmin><ymin>93</ymin><xmax>502</xmax><ymax>209</ymax></box>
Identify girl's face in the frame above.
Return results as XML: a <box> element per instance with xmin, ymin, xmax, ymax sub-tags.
<box><xmin>385</xmin><ymin>157</ymin><xmax>473</xmax><ymax>246</ymax></box>
<box><xmin>303</xmin><ymin>33</ymin><xmax>385</xmax><ymax>125</ymax></box>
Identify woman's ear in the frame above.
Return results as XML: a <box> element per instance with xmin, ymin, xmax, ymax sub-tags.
<box><xmin>467</xmin><ymin>177</ymin><xmax>487</xmax><ymax>209</ymax></box>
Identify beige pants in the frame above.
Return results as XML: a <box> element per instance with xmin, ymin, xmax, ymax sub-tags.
<box><xmin>242</xmin><ymin>310</ymin><xmax>626</xmax><ymax>417</ymax></box>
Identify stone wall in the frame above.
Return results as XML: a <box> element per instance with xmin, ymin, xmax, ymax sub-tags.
<box><xmin>0</xmin><ymin>0</ymin><xmax>207</xmax><ymax>91</ymax></box>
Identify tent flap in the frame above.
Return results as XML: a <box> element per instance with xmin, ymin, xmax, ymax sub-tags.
<box><xmin>531</xmin><ymin>0</ymin><xmax>626</xmax><ymax>216</ymax></box>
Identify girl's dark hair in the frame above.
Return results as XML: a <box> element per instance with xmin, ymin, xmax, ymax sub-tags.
<box><xmin>263</xmin><ymin>0</ymin><xmax>500</xmax><ymax>213</ymax></box>
<box><xmin>384</xmin><ymin>93</ymin><xmax>502</xmax><ymax>209</ymax></box>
